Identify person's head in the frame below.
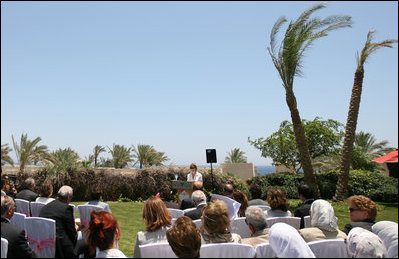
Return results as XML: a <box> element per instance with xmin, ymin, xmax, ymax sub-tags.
<box><xmin>159</xmin><ymin>186</ymin><xmax>174</xmax><ymax>202</ymax></box>
<box><xmin>23</xmin><ymin>177</ymin><xmax>35</xmax><ymax>191</ymax></box>
<box><xmin>39</xmin><ymin>180</ymin><xmax>53</xmax><ymax>198</ymax></box>
<box><xmin>193</xmin><ymin>181</ymin><xmax>203</xmax><ymax>191</ymax></box>
<box><xmin>267</xmin><ymin>188</ymin><xmax>290</xmax><ymax>212</ymax></box>
<box><xmin>232</xmin><ymin>190</ymin><xmax>249</xmax><ymax>217</ymax></box>
<box><xmin>347</xmin><ymin>227</ymin><xmax>387</xmax><ymax>258</ymax></box>
<box><xmin>189</xmin><ymin>163</ymin><xmax>197</xmax><ymax>174</ymax></box>
<box><xmin>1</xmin><ymin>195</ymin><xmax>15</xmax><ymax>219</ymax></box>
<box><xmin>245</xmin><ymin>206</ymin><xmax>267</xmax><ymax>235</ymax></box>
<box><xmin>249</xmin><ymin>184</ymin><xmax>262</xmax><ymax>200</ymax></box>
<box><xmin>85</xmin><ymin>211</ymin><xmax>120</xmax><ymax>255</ymax></box>
<box><xmin>1</xmin><ymin>178</ymin><xmax>10</xmax><ymax>193</ymax></box>
<box><xmin>142</xmin><ymin>196</ymin><xmax>172</xmax><ymax>232</ymax></box>
<box><xmin>297</xmin><ymin>184</ymin><xmax>313</xmax><ymax>201</ymax></box>
<box><xmin>222</xmin><ymin>183</ymin><xmax>234</xmax><ymax>197</ymax></box>
<box><xmin>309</xmin><ymin>199</ymin><xmax>338</xmax><ymax>232</ymax></box>
<box><xmin>202</xmin><ymin>199</ymin><xmax>230</xmax><ymax>237</ymax></box>
<box><xmin>191</xmin><ymin>190</ymin><xmax>207</xmax><ymax>207</ymax></box>
<box><xmin>347</xmin><ymin>195</ymin><xmax>377</xmax><ymax>222</ymax></box>
<box><xmin>90</xmin><ymin>185</ymin><xmax>102</xmax><ymax>201</ymax></box>
<box><xmin>166</xmin><ymin>216</ymin><xmax>201</xmax><ymax>258</ymax></box>
<box><xmin>57</xmin><ymin>185</ymin><xmax>73</xmax><ymax>203</ymax></box>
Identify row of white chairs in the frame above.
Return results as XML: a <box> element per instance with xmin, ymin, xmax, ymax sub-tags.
<box><xmin>139</xmin><ymin>239</ymin><xmax>349</xmax><ymax>258</ymax></box>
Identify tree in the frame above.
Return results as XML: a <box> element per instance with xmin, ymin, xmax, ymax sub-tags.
<box><xmin>267</xmin><ymin>2</ymin><xmax>352</xmax><ymax>197</ymax></box>
<box><xmin>93</xmin><ymin>145</ymin><xmax>106</xmax><ymax>167</ymax></box>
<box><xmin>1</xmin><ymin>144</ymin><xmax>14</xmax><ymax>165</ymax></box>
<box><xmin>46</xmin><ymin>147</ymin><xmax>81</xmax><ymax>182</ymax></box>
<box><xmin>132</xmin><ymin>144</ymin><xmax>169</xmax><ymax>168</ymax></box>
<box><xmin>354</xmin><ymin>131</ymin><xmax>394</xmax><ymax>157</ymax></box>
<box><xmin>108</xmin><ymin>144</ymin><xmax>132</xmax><ymax>169</ymax></box>
<box><xmin>334</xmin><ymin>31</ymin><xmax>397</xmax><ymax>202</ymax></box>
<box><xmin>249</xmin><ymin>117</ymin><xmax>344</xmax><ymax>172</ymax></box>
<box><xmin>225</xmin><ymin>148</ymin><xmax>247</xmax><ymax>163</ymax></box>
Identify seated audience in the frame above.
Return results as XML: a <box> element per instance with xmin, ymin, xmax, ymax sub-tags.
<box><xmin>294</xmin><ymin>183</ymin><xmax>314</xmax><ymax>229</ymax></box>
<box><xmin>35</xmin><ymin>180</ymin><xmax>55</xmax><ymax>204</ymax></box>
<box><xmin>248</xmin><ymin>184</ymin><xmax>268</xmax><ymax>206</ymax></box>
<box><xmin>16</xmin><ymin>177</ymin><xmax>38</xmax><ymax>202</ymax></box>
<box><xmin>343</xmin><ymin>195</ymin><xmax>376</xmax><ymax>235</ymax></box>
<box><xmin>159</xmin><ymin>186</ymin><xmax>179</xmax><ymax>209</ymax></box>
<box><xmin>6</xmin><ymin>180</ymin><xmax>18</xmax><ymax>199</ymax></box>
<box><xmin>1</xmin><ymin>195</ymin><xmax>36</xmax><ymax>258</ymax></box>
<box><xmin>222</xmin><ymin>183</ymin><xmax>234</xmax><ymax>198</ymax></box>
<box><xmin>167</xmin><ymin>216</ymin><xmax>201</xmax><ymax>258</ymax></box>
<box><xmin>346</xmin><ymin>227</ymin><xmax>387</xmax><ymax>258</ymax></box>
<box><xmin>299</xmin><ymin>199</ymin><xmax>347</xmax><ymax>242</ymax></box>
<box><xmin>85</xmin><ymin>210</ymin><xmax>126</xmax><ymax>258</ymax></box>
<box><xmin>133</xmin><ymin>196</ymin><xmax>172</xmax><ymax>258</ymax></box>
<box><xmin>201</xmin><ymin>199</ymin><xmax>241</xmax><ymax>244</ymax></box>
<box><xmin>39</xmin><ymin>185</ymin><xmax>78</xmax><ymax>258</ymax></box>
<box><xmin>266</xmin><ymin>188</ymin><xmax>291</xmax><ymax>218</ymax></box>
<box><xmin>1</xmin><ymin>177</ymin><xmax>10</xmax><ymax>197</ymax></box>
<box><xmin>269</xmin><ymin>222</ymin><xmax>315</xmax><ymax>258</ymax></box>
<box><xmin>232</xmin><ymin>190</ymin><xmax>249</xmax><ymax>218</ymax></box>
<box><xmin>372</xmin><ymin>221</ymin><xmax>398</xmax><ymax>258</ymax></box>
<box><xmin>242</xmin><ymin>206</ymin><xmax>269</xmax><ymax>247</ymax></box>
<box><xmin>85</xmin><ymin>185</ymin><xmax>111</xmax><ymax>213</ymax></box>
<box><xmin>185</xmin><ymin>190</ymin><xmax>207</xmax><ymax>220</ymax></box>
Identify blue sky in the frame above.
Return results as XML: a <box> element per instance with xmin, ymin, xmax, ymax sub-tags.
<box><xmin>1</xmin><ymin>1</ymin><xmax>398</xmax><ymax>166</ymax></box>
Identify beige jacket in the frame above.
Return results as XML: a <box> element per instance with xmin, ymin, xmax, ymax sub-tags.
<box><xmin>299</xmin><ymin>227</ymin><xmax>347</xmax><ymax>242</ymax></box>
<box><xmin>242</xmin><ymin>228</ymin><xmax>270</xmax><ymax>247</ymax></box>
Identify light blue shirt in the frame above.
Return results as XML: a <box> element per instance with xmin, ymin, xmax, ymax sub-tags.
<box><xmin>85</xmin><ymin>200</ymin><xmax>112</xmax><ymax>213</ymax></box>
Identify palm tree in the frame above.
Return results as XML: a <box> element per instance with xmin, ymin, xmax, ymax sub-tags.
<box><xmin>108</xmin><ymin>144</ymin><xmax>132</xmax><ymax>169</ymax></box>
<box><xmin>267</xmin><ymin>2</ymin><xmax>352</xmax><ymax>197</ymax></box>
<box><xmin>132</xmin><ymin>144</ymin><xmax>169</xmax><ymax>168</ymax></box>
<box><xmin>354</xmin><ymin>131</ymin><xmax>393</xmax><ymax>157</ymax></box>
<box><xmin>147</xmin><ymin>151</ymin><xmax>169</xmax><ymax>167</ymax></box>
<box><xmin>333</xmin><ymin>31</ymin><xmax>397</xmax><ymax>202</ymax></box>
<box><xmin>12</xmin><ymin>133</ymin><xmax>49</xmax><ymax>174</ymax></box>
<box><xmin>1</xmin><ymin>144</ymin><xmax>14</xmax><ymax>165</ymax></box>
<box><xmin>46</xmin><ymin>147</ymin><xmax>81</xmax><ymax>181</ymax></box>
<box><xmin>225</xmin><ymin>148</ymin><xmax>247</xmax><ymax>163</ymax></box>
<box><xmin>93</xmin><ymin>145</ymin><xmax>106</xmax><ymax>167</ymax></box>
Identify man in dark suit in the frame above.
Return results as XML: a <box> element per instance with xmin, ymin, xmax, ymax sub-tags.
<box><xmin>1</xmin><ymin>195</ymin><xmax>36</xmax><ymax>258</ymax></box>
<box><xmin>39</xmin><ymin>185</ymin><xmax>78</xmax><ymax>258</ymax></box>
<box><xmin>16</xmin><ymin>177</ymin><xmax>38</xmax><ymax>202</ymax></box>
<box><xmin>294</xmin><ymin>184</ymin><xmax>314</xmax><ymax>229</ymax></box>
<box><xmin>184</xmin><ymin>190</ymin><xmax>207</xmax><ymax>220</ymax></box>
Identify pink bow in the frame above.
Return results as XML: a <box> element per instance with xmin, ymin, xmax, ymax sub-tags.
<box><xmin>28</xmin><ymin>236</ymin><xmax>55</xmax><ymax>255</ymax></box>
<box><xmin>80</xmin><ymin>219</ymin><xmax>89</xmax><ymax>229</ymax></box>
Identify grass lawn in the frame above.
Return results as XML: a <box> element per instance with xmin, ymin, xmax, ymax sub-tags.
<box><xmin>72</xmin><ymin>200</ymin><xmax>398</xmax><ymax>258</ymax></box>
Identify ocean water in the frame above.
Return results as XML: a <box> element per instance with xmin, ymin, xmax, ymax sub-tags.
<box><xmin>255</xmin><ymin>165</ymin><xmax>276</xmax><ymax>176</ymax></box>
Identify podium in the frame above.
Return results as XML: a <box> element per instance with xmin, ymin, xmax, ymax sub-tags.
<box><xmin>171</xmin><ymin>180</ymin><xmax>194</xmax><ymax>206</ymax></box>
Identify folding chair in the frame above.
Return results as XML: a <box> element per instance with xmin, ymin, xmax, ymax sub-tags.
<box><xmin>77</xmin><ymin>205</ymin><xmax>104</xmax><ymax>239</ymax></box>
<box><xmin>167</xmin><ymin>208</ymin><xmax>184</xmax><ymax>219</ymax></box>
<box><xmin>255</xmin><ymin>243</ymin><xmax>276</xmax><ymax>258</ymax></box>
<box><xmin>230</xmin><ymin>217</ymin><xmax>251</xmax><ymax>239</ymax></box>
<box><xmin>139</xmin><ymin>242</ymin><xmax>177</xmax><ymax>258</ymax></box>
<box><xmin>30</xmin><ymin>202</ymin><xmax>46</xmax><ymax>217</ymax></box>
<box><xmin>25</xmin><ymin>217</ymin><xmax>56</xmax><ymax>258</ymax></box>
<box><xmin>200</xmin><ymin>243</ymin><xmax>256</xmax><ymax>258</ymax></box>
<box><xmin>15</xmin><ymin>198</ymin><xmax>30</xmax><ymax>217</ymax></box>
<box><xmin>307</xmin><ymin>239</ymin><xmax>348</xmax><ymax>258</ymax></box>
<box><xmin>193</xmin><ymin>219</ymin><xmax>202</xmax><ymax>229</ymax></box>
<box><xmin>1</xmin><ymin>238</ymin><xmax>8</xmax><ymax>258</ymax></box>
<box><xmin>10</xmin><ymin>212</ymin><xmax>26</xmax><ymax>233</ymax></box>
<box><xmin>304</xmin><ymin>215</ymin><xmax>311</xmax><ymax>228</ymax></box>
<box><xmin>266</xmin><ymin>217</ymin><xmax>301</xmax><ymax>230</ymax></box>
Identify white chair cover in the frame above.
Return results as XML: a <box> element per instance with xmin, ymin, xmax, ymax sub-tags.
<box><xmin>266</xmin><ymin>217</ymin><xmax>301</xmax><ymax>230</ymax></box>
<box><xmin>1</xmin><ymin>238</ymin><xmax>8</xmax><ymax>258</ymax></box>
<box><xmin>210</xmin><ymin>194</ymin><xmax>241</xmax><ymax>220</ymax></box>
<box><xmin>15</xmin><ymin>199</ymin><xmax>30</xmax><ymax>217</ymax></box>
<box><xmin>77</xmin><ymin>204</ymin><xmax>104</xmax><ymax>239</ymax></box>
<box><xmin>183</xmin><ymin>207</ymin><xmax>196</xmax><ymax>214</ymax></box>
<box><xmin>372</xmin><ymin>221</ymin><xmax>398</xmax><ymax>258</ymax></box>
<box><xmin>193</xmin><ymin>219</ymin><xmax>202</xmax><ymax>229</ymax></box>
<box><xmin>200</xmin><ymin>243</ymin><xmax>256</xmax><ymax>258</ymax></box>
<box><xmin>307</xmin><ymin>239</ymin><xmax>349</xmax><ymax>258</ymax></box>
<box><xmin>230</xmin><ymin>217</ymin><xmax>251</xmax><ymax>239</ymax></box>
<box><xmin>30</xmin><ymin>202</ymin><xmax>46</xmax><ymax>217</ymax></box>
<box><xmin>250</xmin><ymin>205</ymin><xmax>271</xmax><ymax>212</ymax></box>
<box><xmin>255</xmin><ymin>243</ymin><xmax>276</xmax><ymax>258</ymax></box>
<box><xmin>10</xmin><ymin>212</ymin><xmax>26</xmax><ymax>232</ymax></box>
<box><xmin>139</xmin><ymin>242</ymin><xmax>177</xmax><ymax>258</ymax></box>
<box><xmin>25</xmin><ymin>217</ymin><xmax>56</xmax><ymax>258</ymax></box>
<box><xmin>167</xmin><ymin>208</ymin><xmax>184</xmax><ymax>219</ymax></box>
<box><xmin>304</xmin><ymin>215</ymin><xmax>311</xmax><ymax>228</ymax></box>
<box><xmin>69</xmin><ymin>204</ymin><xmax>76</xmax><ymax>220</ymax></box>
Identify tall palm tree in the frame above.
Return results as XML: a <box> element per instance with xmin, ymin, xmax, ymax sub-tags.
<box><xmin>47</xmin><ymin>147</ymin><xmax>81</xmax><ymax>181</ymax></box>
<box><xmin>132</xmin><ymin>144</ymin><xmax>155</xmax><ymax>169</ymax></box>
<box><xmin>267</xmin><ymin>2</ymin><xmax>352</xmax><ymax>197</ymax></box>
<box><xmin>1</xmin><ymin>144</ymin><xmax>14</xmax><ymax>165</ymax></box>
<box><xmin>354</xmin><ymin>131</ymin><xmax>393</xmax><ymax>157</ymax></box>
<box><xmin>108</xmin><ymin>144</ymin><xmax>132</xmax><ymax>169</ymax></box>
<box><xmin>225</xmin><ymin>148</ymin><xmax>247</xmax><ymax>163</ymax></box>
<box><xmin>12</xmin><ymin>133</ymin><xmax>49</xmax><ymax>174</ymax></box>
<box><xmin>147</xmin><ymin>151</ymin><xmax>169</xmax><ymax>167</ymax></box>
<box><xmin>93</xmin><ymin>145</ymin><xmax>106</xmax><ymax>167</ymax></box>
<box><xmin>334</xmin><ymin>31</ymin><xmax>397</xmax><ymax>202</ymax></box>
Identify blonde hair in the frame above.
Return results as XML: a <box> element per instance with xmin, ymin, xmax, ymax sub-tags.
<box><xmin>202</xmin><ymin>200</ymin><xmax>230</xmax><ymax>236</ymax></box>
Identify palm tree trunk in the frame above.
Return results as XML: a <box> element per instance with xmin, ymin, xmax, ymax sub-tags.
<box><xmin>334</xmin><ymin>67</ymin><xmax>364</xmax><ymax>202</ymax></box>
<box><xmin>286</xmin><ymin>90</ymin><xmax>321</xmax><ymax>198</ymax></box>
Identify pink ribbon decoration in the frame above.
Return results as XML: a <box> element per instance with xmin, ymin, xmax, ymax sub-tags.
<box><xmin>80</xmin><ymin>219</ymin><xmax>89</xmax><ymax>229</ymax></box>
<box><xmin>28</xmin><ymin>236</ymin><xmax>55</xmax><ymax>255</ymax></box>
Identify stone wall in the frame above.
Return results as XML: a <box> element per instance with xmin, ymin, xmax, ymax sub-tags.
<box><xmin>220</xmin><ymin>163</ymin><xmax>255</xmax><ymax>180</ymax></box>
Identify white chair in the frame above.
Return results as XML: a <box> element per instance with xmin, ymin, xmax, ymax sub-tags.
<box><xmin>139</xmin><ymin>242</ymin><xmax>177</xmax><ymax>258</ymax></box>
<box><xmin>15</xmin><ymin>199</ymin><xmax>30</xmax><ymax>217</ymax></box>
<box><xmin>250</xmin><ymin>205</ymin><xmax>271</xmax><ymax>212</ymax></box>
<box><xmin>193</xmin><ymin>219</ymin><xmax>202</xmax><ymax>229</ymax></box>
<box><xmin>167</xmin><ymin>208</ymin><xmax>184</xmax><ymax>219</ymax></box>
<box><xmin>200</xmin><ymin>243</ymin><xmax>256</xmax><ymax>258</ymax></box>
<box><xmin>307</xmin><ymin>239</ymin><xmax>349</xmax><ymax>258</ymax></box>
<box><xmin>30</xmin><ymin>202</ymin><xmax>46</xmax><ymax>217</ymax></box>
<box><xmin>69</xmin><ymin>204</ymin><xmax>76</xmax><ymax>220</ymax></box>
<box><xmin>183</xmin><ymin>207</ymin><xmax>196</xmax><ymax>214</ymax></box>
<box><xmin>255</xmin><ymin>243</ymin><xmax>276</xmax><ymax>258</ymax></box>
<box><xmin>266</xmin><ymin>217</ymin><xmax>301</xmax><ymax>230</ymax></box>
<box><xmin>77</xmin><ymin>204</ymin><xmax>104</xmax><ymax>239</ymax></box>
<box><xmin>230</xmin><ymin>217</ymin><xmax>251</xmax><ymax>239</ymax></box>
<box><xmin>304</xmin><ymin>215</ymin><xmax>311</xmax><ymax>228</ymax></box>
<box><xmin>25</xmin><ymin>217</ymin><xmax>56</xmax><ymax>258</ymax></box>
<box><xmin>10</xmin><ymin>212</ymin><xmax>27</xmax><ymax>233</ymax></box>
<box><xmin>1</xmin><ymin>238</ymin><xmax>8</xmax><ymax>258</ymax></box>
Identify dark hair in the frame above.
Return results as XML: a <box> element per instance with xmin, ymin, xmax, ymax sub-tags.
<box><xmin>39</xmin><ymin>180</ymin><xmax>53</xmax><ymax>198</ymax></box>
<box><xmin>90</xmin><ymin>185</ymin><xmax>102</xmax><ymax>200</ymax></box>
<box><xmin>297</xmin><ymin>184</ymin><xmax>313</xmax><ymax>199</ymax></box>
<box><xmin>167</xmin><ymin>216</ymin><xmax>201</xmax><ymax>258</ymax></box>
<box><xmin>249</xmin><ymin>184</ymin><xmax>262</xmax><ymax>199</ymax></box>
<box><xmin>267</xmin><ymin>188</ymin><xmax>290</xmax><ymax>212</ymax></box>
<box><xmin>189</xmin><ymin>163</ymin><xmax>197</xmax><ymax>170</ymax></box>
<box><xmin>223</xmin><ymin>184</ymin><xmax>233</xmax><ymax>194</ymax></box>
<box><xmin>1</xmin><ymin>178</ymin><xmax>9</xmax><ymax>190</ymax></box>
<box><xmin>232</xmin><ymin>190</ymin><xmax>249</xmax><ymax>217</ymax></box>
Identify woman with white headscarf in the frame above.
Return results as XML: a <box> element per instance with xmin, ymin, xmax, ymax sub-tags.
<box><xmin>347</xmin><ymin>227</ymin><xmax>387</xmax><ymax>258</ymax></box>
<box><xmin>299</xmin><ymin>199</ymin><xmax>347</xmax><ymax>242</ymax></box>
<box><xmin>372</xmin><ymin>221</ymin><xmax>398</xmax><ymax>258</ymax></box>
<box><xmin>269</xmin><ymin>222</ymin><xmax>315</xmax><ymax>258</ymax></box>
